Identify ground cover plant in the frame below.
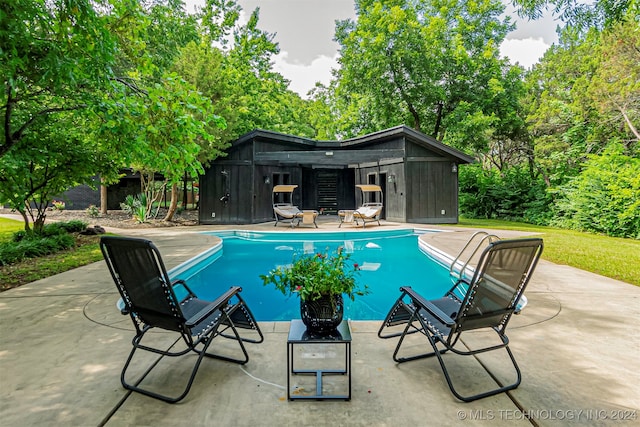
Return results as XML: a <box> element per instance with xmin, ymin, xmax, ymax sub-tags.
<box><xmin>0</xmin><ymin>218</ymin><xmax>102</xmax><ymax>290</ymax></box>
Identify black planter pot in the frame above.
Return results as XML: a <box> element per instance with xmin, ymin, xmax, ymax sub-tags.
<box><xmin>300</xmin><ymin>294</ymin><xmax>344</xmax><ymax>334</ymax></box>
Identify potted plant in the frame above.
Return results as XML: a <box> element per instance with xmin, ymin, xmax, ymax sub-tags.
<box><xmin>260</xmin><ymin>247</ymin><xmax>369</xmax><ymax>333</ymax></box>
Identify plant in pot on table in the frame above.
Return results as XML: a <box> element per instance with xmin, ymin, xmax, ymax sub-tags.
<box><xmin>260</xmin><ymin>247</ymin><xmax>370</xmax><ymax>334</ymax></box>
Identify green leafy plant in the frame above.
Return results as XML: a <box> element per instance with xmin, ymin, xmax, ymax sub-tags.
<box><xmin>52</xmin><ymin>200</ymin><xmax>66</xmax><ymax>211</ymax></box>
<box><xmin>120</xmin><ymin>194</ymin><xmax>148</xmax><ymax>223</ymax></box>
<box><xmin>120</xmin><ymin>195</ymin><xmax>137</xmax><ymax>215</ymax></box>
<box><xmin>0</xmin><ymin>223</ymin><xmax>78</xmax><ymax>266</ymax></box>
<box><xmin>86</xmin><ymin>205</ymin><xmax>100</xmax><ymax>218</ymax></box>
<box><xmin>260</xmin><ymin>247</ymin><xmax>369</xmax><ymax>302</ymax></box>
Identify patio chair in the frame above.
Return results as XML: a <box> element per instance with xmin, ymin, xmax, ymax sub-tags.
<box><xmin>352</xmin><ymin>203</ymin><xmax>383</xmax><ymax>228</ymax></box>
<box><xmin>272</xmin><ymin>184</ymin><xmax>318</xmax><ymax>227</ymax></box>
<box><xmin>100</xmin><ymin>236</ymin><xmax>264</xmax><ymax>403</ymax></box>
<box><xmin>377</xmin><ymin>238</ymin><xmax>543</xmax><ymax>402</ymax></box>
<box><xmin>350</xmin><ymin>185</ymin><xmax>384</xmax><ymax>228</ymax></box>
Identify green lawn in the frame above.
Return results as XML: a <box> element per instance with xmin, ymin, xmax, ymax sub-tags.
<box><xmin>0</xmin><ymin>217</ymin><xmax>23</xmax><ymax>239</ymax></box>
<box><xmin>455</xmin><ymin>218</ymin><xmax>640</xmax><ymax>286</ymax></box>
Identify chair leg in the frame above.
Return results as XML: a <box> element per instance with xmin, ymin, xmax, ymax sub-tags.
<box><xmin>392</xmin><ymin>319</ymin><xmax>445</xmax><ymax>363</ymax></box>
<box><xmin>198</xmin><ymin>311</ymin><xmax>256</xmax><ymax>365</ymax></box>
<box><xmin>219</xmin><ymin>304</ymin><xmax>264</xmax><ymax>344</ymax></box>
<box><xmin>426</xmin><ymin>332</ymin><xmax>522</xmax><ymax>402</ymax></box>
<box><xmin>121</xmin><ymin>332</ymin><xmax>216</xmax><ymax>403</ymax></box>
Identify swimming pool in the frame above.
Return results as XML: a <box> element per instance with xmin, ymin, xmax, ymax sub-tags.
<box><xmin>170</xmin><ymin>229</ymin><xmax>452</xmax><ymax>321</ymax></box>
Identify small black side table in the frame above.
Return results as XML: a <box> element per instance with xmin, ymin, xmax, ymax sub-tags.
<box><xmin>287</xmin><ymin>319</ymin><xmax>352</xmax><ymax>401</ymax></box>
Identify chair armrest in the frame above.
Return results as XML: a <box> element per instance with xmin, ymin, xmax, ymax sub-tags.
<box><xmin>400</xmin><ymin>286</ymin><xmax>456</xmax><ymax>327</ymax></box>
<box><xmin>172</xmin><ymin>279</ymin><xmax>196</xmax><ymax>298</ymax></box>
<box><xmin>185</xmin><ymin>286</ymin><xmax>242</xmax><ymax>327</ymax></box>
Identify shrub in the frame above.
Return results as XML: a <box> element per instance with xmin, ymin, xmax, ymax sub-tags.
<box><xmin>52</xmin><ymin>200</ymin><xmax>66</xmax><ymax>211</ymax></box>
<box><xmin>0</xmin><ymin>221</ymin><xmax>83</xmax><ymax>266</ymax></box>
<box><xmin>86</xmin><ymin>205</ymin><xmax>99</xmax><ymax>218</ymax></box>
<box><xmin>552</xmin><ymin>144</ymin><xmax>640</xmax><ymax>238</ymax></box>
<box><xmin>57</xmin><ymin>220</ymin><xmax>88</xmax><ymax>233</ymax></box>
<box><xmin>120</xmin><ymin>194</ymin><xmax>148</xmax><ymax>223</ymax></box>
<box><xmin>459</xmin><ymin>164</ymin><xmax>552</xmax><ymax>224</ymax></box>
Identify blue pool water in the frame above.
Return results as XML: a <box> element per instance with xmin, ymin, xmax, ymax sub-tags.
<box><xmin>172</xmin><ymin>229</ymin><xmax>451</xmax><ymax>321</ymax></box>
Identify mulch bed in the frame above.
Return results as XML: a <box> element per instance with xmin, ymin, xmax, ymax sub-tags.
<box><xmin>3</xmin><ymin>208</ymin><xmax>200</xmax><ymax>229</ymax></box>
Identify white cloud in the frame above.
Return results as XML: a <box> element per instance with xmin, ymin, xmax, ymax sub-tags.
<box><xmin>499</xmin><ymin>37</ymin><xmax>550</xmax><ymax>69</ymax></box>
<box><xmin>273</xmin><ymin>52</ymin><xmax>339</xmax><ymax>98</ymax></box>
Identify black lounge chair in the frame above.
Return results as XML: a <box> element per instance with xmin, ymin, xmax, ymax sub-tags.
<box><xmin>100</xmin><ymin>236</ymin><xmax>264</xmax><ymax>403</ymax></box>
<box><xmin>378</xmin><ymin>238</ymin><xmax>543</xmax><ymax>402</ymax></box>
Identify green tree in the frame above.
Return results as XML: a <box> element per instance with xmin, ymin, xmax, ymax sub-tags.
<box><xmin>1</xmin><ymin>0</ymin><xmax>118</xmax><ymax>231</ymax></box>
<box><xmin>552</xmin><ymin>143</ymin><xmax>640</xmax><ymax>238</ymax></box>
<box><xmin>177</xmin><ymin>3</ymin><xmax>316</xmax><ymax>143</ymax></box>
<box><xmin>328</xmin><ymin>0</ymin><xmax>517</xmax><ymax>149</ymax></box>
<box><xmin>93</xmin><ymin>0</ymin><xmax>223</xmax><ymax>221</ymax></box>
<box><xmin>587</xmin><ymin>17</ymin><xmax>640</xmax><ymax>148</ymax></box>
<box><xmin>512</xmin><ymin>0</ymin><xmax>637</xmax><ymax>33</ymax></box>
<box><xmin>513</xmin><ymin>8</ymin><xmax>638</xmax><ymax>236</ymax></box>
<box><xmin>0</xmin><ymin>0</ymin><xmax>116</xmax><ymax>158</ymax></box>
<box><xmin>96</xmin><ymin>72</ymin><xmax>226</xmax><ymax>221</ymax></box>
<box><xmin>1</xmin><ymin>112</ymin><xmax>112</xmax><ymax>232</ymax></box>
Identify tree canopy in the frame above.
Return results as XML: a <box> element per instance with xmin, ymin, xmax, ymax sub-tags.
<box><xmin>326</xmin><ymin>0</ymin><xmax>520</xmax><ymax>152</ymax></box>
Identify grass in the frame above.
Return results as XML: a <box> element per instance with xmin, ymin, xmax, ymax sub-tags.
<box><xmin>455</xmin><ymin>218</ymin><xmax>640</xmax><ymax>286</ymax></box>
<box><xmin>0</xmin><ymin>218</ymin><xmax>103</xmax><ymax>290</ymax></box>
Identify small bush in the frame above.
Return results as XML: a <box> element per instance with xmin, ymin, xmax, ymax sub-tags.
<box><xmin>121</xmin><ymin>194</ymin><xmax>148</xmax><ymax>223</ymax></box>
<box><xmin>52</xmin><ymin>200</ymin><xmax>66</xmax><ymax>211</ymax></box>
<box><xmin>86</xmin><ymin>205</ymin><xmax>100</xmax><ymax>218</ymax></box>
<box><xmin>0</xmin><ymin>221</ymin><xmax>82</xmax><ymax>266</ymax></box>
<box><xmin>12</xmin><ymin>230</ymin><xmax>27</xmax><ymax>243</ymax></box>
<box><xmin>57</xmin><ymin>220</ymin><xmax>88</xmax><ymax>233</ymax></box>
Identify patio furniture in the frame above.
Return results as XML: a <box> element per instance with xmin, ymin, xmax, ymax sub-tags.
<box><xmin>100</xmin><ymin>236</ymin><xmax>264</xmax><ymax>403</ymax></box>
<box><xmin>343</xmin><ymin>185</ymin><xmax>383</xmax><ymax>228</ymax></box>
<box><xmin>377</xmin><ymin>238</ymin><xmax>543</xmax><ymax>402</ymax></box>
<box><xmin>287</xmin><ymin>319</ymin><xmax>352</xmax><ymax>401</ymax></box>
<box><xmin>272</xmin><ymin>184</ymin><xmax>318</xmax><ymax>228</ymax></box>
<box><xmin>337</xmin><ymin>209</ymin><xmax>355</xmax><ymax>228</ymax></box>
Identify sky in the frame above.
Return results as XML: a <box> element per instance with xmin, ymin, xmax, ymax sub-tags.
<box><xmin>187</xmin><ymin>0</ymin><xmax>560</xmax><ymax>98</ymax></box>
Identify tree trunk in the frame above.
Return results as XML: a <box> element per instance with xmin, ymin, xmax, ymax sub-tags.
<box><xmin>100</xmin><ymin>177</ymin><xmax>108</xmax><ymax>215</ymax></box>
<box><xmin>164</xmin><ymin>182</ymin><xmax>179</xmax><ymax>222</ymax></box>
<box><xmin>434</xmin><ymin>101</ymin><xmax>444</xmax><ymax>139</ymax></box>
<box><xmin>18</xmin><ymin>209</ymin><xmax>31</xmax><ymax>233</ymax></box>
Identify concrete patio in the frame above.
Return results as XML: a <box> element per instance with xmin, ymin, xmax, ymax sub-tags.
<box><xmin>0</xmin><ymin>218</ymin><xmax>638</xmax><ymax>426</ymax></box>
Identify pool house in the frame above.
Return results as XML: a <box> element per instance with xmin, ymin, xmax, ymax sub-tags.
<box><xmin>199</xmin><ymin>125</ymin><xmax>474</xmax><ymax>225</ymax></box>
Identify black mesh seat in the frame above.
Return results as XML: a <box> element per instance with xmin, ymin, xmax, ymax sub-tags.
<box><xmin>378</xmin><ymin>238</ymin><xmax>543</xmax><ymax>402</ymax></box>
<box><xmin>100</xmin><ymin>236</ymin><xmax>263</xmax><ymax>403</ymax></box>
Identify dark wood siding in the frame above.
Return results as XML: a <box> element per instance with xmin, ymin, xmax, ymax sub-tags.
<box><xmin>201</xmin><ymin>126</ymin><xmax>469</xmax><ymax>224</ymax></box>
<box><xmin>406</xmin><ymin>160</ymin><xmax>458</xmax><ymax>223</ymax></box>
<box><xmin>200</xmin><ymin>164</ymin><xmax>254</xmax><ymax>224</ymax></box>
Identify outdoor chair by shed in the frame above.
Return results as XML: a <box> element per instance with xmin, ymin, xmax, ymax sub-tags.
<box><xmin>272</xmin><ymin>184</ymin><xmax>318</xmax><ymax>227</ymax></box>
<box><xmin>100</xmin><ymin>236</ymin><xmax>264</xmax><ymax>403</ymax></box>
<box><xmin>378</xmin><ymin>238</ymin><xmax>543</xmax><ymax>402</ymax></box>
<box><xmin>338</xmin><ymin>184</ymin><xmax>383</xmax><ymax>228</ymax></box>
